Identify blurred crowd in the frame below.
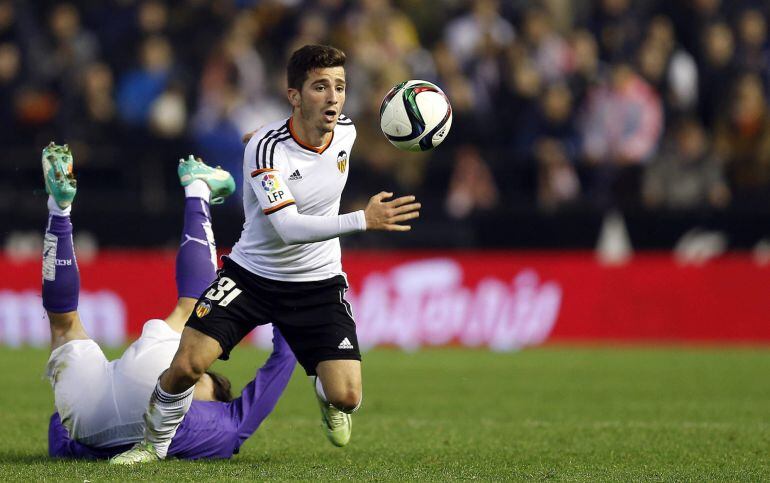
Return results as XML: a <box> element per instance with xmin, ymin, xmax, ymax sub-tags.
<box><xmin>3</xmin><ymin>0</ymin><xmax>770</xmax><ymax>223</ymax></box>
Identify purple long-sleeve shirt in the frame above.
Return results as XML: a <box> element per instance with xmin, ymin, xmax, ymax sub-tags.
<box><xmin>48</xmin><ymin>331</ymin><xmax>296</xmax><ymax>460</ymax></box>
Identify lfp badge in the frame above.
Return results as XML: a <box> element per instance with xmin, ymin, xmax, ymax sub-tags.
<box><xmin>261</xmin><ymin>174</ymin><xmax>280</xmax><ymax>192</ymax></box>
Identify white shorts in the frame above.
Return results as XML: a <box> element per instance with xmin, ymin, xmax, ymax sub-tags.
<box><xmin>47</xmin><ymin>319</ymin><xmax>181</xmax><ymax>447</ymax></box>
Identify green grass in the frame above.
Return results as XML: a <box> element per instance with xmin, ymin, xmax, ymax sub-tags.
<box><xmin>0</xmin><ymin>345</ymin><xmax>768</xmax><ymax>481</ymax></box>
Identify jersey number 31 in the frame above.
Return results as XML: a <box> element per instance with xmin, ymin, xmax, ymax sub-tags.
<box><xmin>205</xmin><ymin>277</ymin><xmax>242</xmax><ymax>307</ymax></box>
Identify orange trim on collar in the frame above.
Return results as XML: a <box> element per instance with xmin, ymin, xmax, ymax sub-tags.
<box><xmin>289</xmin><ymin>117</ymin><xmax>334</xmax><ymax>154</ymax></box>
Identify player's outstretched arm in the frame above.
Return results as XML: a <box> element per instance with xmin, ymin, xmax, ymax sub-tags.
<box><xmin>363</xmin><ymin>192</ymin><xmax>421</xmax><ymax>231</ymax></box>
<box><xmin>266</xmin><ymin>192</ymin><xmax>420</xmax><ymax>245</ymax></box>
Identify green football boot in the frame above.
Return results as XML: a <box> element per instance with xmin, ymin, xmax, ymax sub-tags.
<box><xmin>42</xmin><ymin>142</ymin><xmax>77</xmax><ymax>209</ymax></box>
<box><xmin>313</xmin><ymin>377</ymin><xmax>352</xmax><ymax>447</ymax></box>
<box><xmin>109</xmin><ymin>441</ymin><xmax>161</xmax><ymax>465</ymax></box>
<box><xmin>177</xmin><ymin>155</ymin><xmax>235</xmax><ymax>204</ymax></box>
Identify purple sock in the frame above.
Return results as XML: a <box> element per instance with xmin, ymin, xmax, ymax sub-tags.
<box><xmin>176</xmin><ymin>197</ymin><xmax>217</xmax><ymax>299</ymax></box>
<box><xmin>42</xmin><ymin>215</ymin><xmax>80</xmax><ymax>313</ymax></box>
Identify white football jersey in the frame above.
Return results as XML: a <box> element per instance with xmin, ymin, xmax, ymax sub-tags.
<box><xmin>229</xmin><ymin>115</ymin><xmax>357</xmax><ymax>282</ymax></box>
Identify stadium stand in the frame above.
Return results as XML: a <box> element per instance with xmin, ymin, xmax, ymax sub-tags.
<box><xmin>3</xmin><ymin>0</ymin><xmax>770</xmax><ymax>248</ymax></box>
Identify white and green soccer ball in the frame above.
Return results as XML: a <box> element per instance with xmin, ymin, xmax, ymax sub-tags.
<box><xmin>379</xmin><ymin>80</ymin><xmax>453</xmax><ymax>152</ymax></box>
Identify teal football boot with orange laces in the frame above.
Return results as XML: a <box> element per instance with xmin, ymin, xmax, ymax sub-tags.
<box><xmin>42</xmin><ymin>142</ymin><xmax>77</xmax><ymax>209</ymax></box>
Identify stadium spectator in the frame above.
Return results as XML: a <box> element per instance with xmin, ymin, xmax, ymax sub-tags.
<box><xmin>638</xmin><ymin>15</ymin><xmax>698</xmax><ymax>115</ymax></box>
<box><xmin>587</xmin><ymin>0</ymin><xmax>642</xmax><ymax>62</ymax></box>
<box><xmin>57</xmin><ymin>62</ymin><xmax>118</xmax><ymax>148</ymax></box>
<box><xmin>500</xmin><ymin>54</ymin><xmax>542</xmax><ymax>152</ymax></box>
<box><xmin>191</xmin><ymin>15</ymin><xmax>276</xmax><ymax>195</ymax></box>
<box><xmin>137</xmin><ymin>1</ymin><xmax>169</xmax><ymax>37</ymax></box>
<box><xmin>566</xmin><ymin>29</ymin><xmax>602</xmax><ymax>107</ymax></box>
<box><xmin>643</xmin><ymin>117</ymin><xmax>729</xmax><ymax>210</ymax></box>
<box><xmin>735</xmin><ymin>8</ymin><xmax>770</xmax><ymax>85</ymax></box>
<box><xmin>530</xmin><ymin>83</ymin><xmax>581</xmax><ymax>210</ymax></box>
<box><xmin>0</xmin><ymin>0</ymin><xmax>16</xmax><ymax>44</ymax></box>
<box><xmin>580</xmin><ymin>63</ymin><xmax>663</xmax><ymax>207</ymax></box>
<box><xmin>670</xmin><ymin>0</ymin><xmax>724</xmax><ymax>61</ymax></box>
<box><xmin>713</xmin><ymin>72</ymin><xmax>770</xmax><ymax>202</ymax></box>
<box><xmin>445</xmin><ymin>145</ymin><xmax>499</xmax><ymax>219</ymax></box>
<box><xmin>521</xmin><ymin>7</ymin><xmax>572</xmax><ymax>84</ymax></box>
<box><xmin>45</xmin><ymin>3</ymin><xmax>99</xmax><ymax>91</ymax></box>
<box><xmin>698</xmin><ymin>22</ymin><xmax>738</xmax><ymax>128</ymax></box>
<box><xmin>0</xmin><ymin>41</ymin><xmax>21</xmax><ymax>145</ymax></box>
<box><xmin>116</xmin><ymin>35</ymin><xmax>175</xmax><ymax>126</ymax></box>
<box><xmin>444</xmin><ymin>0</ymin><xmax>515</xmax><ymax>70</ymax></box>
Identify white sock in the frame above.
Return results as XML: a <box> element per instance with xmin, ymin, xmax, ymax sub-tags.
<box><xmin>143</xmin><ymin>381</ymin><xmax>194</xmax><ymax>459</ymax></box>
<box><xmin>184</xmin><ymin>179</ymin><xmax>211</xmax><ymax>200</ymax></box>
<box><xmin>47</xmin><ymin>196</ymin><xmax>71</xmax><ymax>216</ymax></box>
<box><xmin>311</xmin><ymin>375</ymin><xmax>329</xmax><ymax>404</ymax></box>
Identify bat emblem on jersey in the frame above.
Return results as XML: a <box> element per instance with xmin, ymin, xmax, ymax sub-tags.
<box><xmin>337</xmin><ymin>150</ymin><xmax>347</xmax><ymax>174</ymax></box>
<box><xmin>195</xmin><ymin>299</ymin><xmax>212</xmax><ymax>318</ymax></box>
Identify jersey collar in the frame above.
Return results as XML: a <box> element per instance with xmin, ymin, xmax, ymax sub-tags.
<box><xmin>288</xmin><ymin>117</ymin><xmax>334</xmax><ymax>155</ymax></box>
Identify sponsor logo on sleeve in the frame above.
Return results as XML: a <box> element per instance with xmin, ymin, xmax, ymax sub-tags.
<box><xmin>261</xmin><ymin>174</ymin><xmax>280</xmax><ymax>192</ymax></box>
<box><xmin>261</xmin><ymin>173</ymin><xmax>286</xmax><ymax>203</ymax></box>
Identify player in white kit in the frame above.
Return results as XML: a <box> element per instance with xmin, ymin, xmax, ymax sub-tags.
<box><xmin>40</xmin><ymin>143</ymin><xmax>269</xmax><ymax>449</ymax></box>
<box><xmin>112</xmin><ymin>44</ymin><xmax>422</xmax><ymax>464</ymax></box>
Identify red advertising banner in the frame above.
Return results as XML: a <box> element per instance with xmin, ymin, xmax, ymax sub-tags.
<box><xmin>3</xmin><ymin>251</ymin><xmax>769</xmax><ymax>347</ymax></box>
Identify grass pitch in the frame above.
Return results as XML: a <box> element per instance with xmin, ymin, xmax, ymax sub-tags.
<box><xmin>0</xmin><ymin>345</ymin><xmax>767</xmax><ymax>481</ymax></box>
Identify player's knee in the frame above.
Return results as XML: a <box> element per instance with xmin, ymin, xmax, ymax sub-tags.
<box><xmin>167</xmin><ymin>355</ymin><xmax>208</xmax><ymax>388</ymax></box>
<box><xmin>329</xmin><ymin>387</ymin><xmax>362</xmax><ymax>413</ymax></box>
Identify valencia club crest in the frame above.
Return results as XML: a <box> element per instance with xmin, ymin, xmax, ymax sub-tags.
<box><xmin>195</xmin><ymin>299</ymin><xmax>212</xmax><ymax>318</ymax></box>
<box><xmin>337</xmin><ymin>150</ymin><xmax>347</xmax><ymax>173</ymax></box>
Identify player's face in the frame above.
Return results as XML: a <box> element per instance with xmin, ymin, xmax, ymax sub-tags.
<box><xmin>296</xmin><ymin>66</ymin><xmax>346</xmax><ymax>133</ymax></box>
<box><xmin>192</xmin><ymin>373</ymin><xmax>216</xmax><ymax>401</ymax></box>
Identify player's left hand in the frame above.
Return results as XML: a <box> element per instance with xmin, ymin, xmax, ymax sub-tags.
<box><xmin>364</xmin><ymin>191</ymin><xmax>421</xmax><ymax>231</ymax></box>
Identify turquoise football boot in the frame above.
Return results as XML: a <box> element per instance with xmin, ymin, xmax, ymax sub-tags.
<box><xmin>42</xmin><ymin>142</ymin><xmax>77</xmax><ymax>209</ymax></box>
<box><xmin>177</xmin><ymin>155</ymin><xmax>236</xmax><ymax>204</ymax></box>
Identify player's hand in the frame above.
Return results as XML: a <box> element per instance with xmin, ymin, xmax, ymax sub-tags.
<box><xmin>364</xmin><ymin>191</ymin><xmax>421</xmax><ymax>231</ymax></box>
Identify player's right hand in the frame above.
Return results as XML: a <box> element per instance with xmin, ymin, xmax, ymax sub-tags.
<box><xmin>364</xmin><ymin>191</ymin><xmax>421</xmax><ymax>231</ymax></box>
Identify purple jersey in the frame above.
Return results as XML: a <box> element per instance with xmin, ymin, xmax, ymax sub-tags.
<box><xmin>48</xmin><ymin>332</ymin><xmax>296</xmax><ymax>460</ymax></box>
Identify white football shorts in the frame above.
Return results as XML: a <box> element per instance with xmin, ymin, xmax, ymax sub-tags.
<box><xmin>46</xmin><ymin>319</ymin><xmax>181</xmax><ymax>447</ymax></box>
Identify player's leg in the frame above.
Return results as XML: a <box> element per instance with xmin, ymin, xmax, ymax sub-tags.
<box><xmin>315</xmin><ymin>360</ymin><xmax>362</xmax><ymax>411</ymax></box>
<box><xmin>110</xmin><ymin>157</ymin><xmax>236</xmax><ymax>464</ymax></box>
<box><xmin>42</xmin><ymin>143</ymin><xmax>114</xmax><ymax>442</ymax></box>
<box><xmin>165</xmin><ymin>156</ymin><xmax>235</xmax><ymax>332</ymax></box>
<box><xmin>112</xmin><ymin>263</ymin><xmax>259</xmax><ymax>465</ymax></box>
<box><xmin>41</xmin><ymin>142</ymin><xmax>89</xmax><ymax>350</ymax></box>
<box><xmin>108</xmin><ymin>326</ymin><xmax>223</xmax><ymax>464</ymax></box>
<box><xmin>311</xmin><ymin>360</ymin><xmax>361</xmax><ymax>447</ymax></box>
<box><xmin>275</xmin><ymin>285</ymin><xmax>362</xmax><ymax>447</ymax></box>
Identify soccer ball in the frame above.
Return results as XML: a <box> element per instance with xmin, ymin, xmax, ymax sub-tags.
<box><xmin>379</xmin><ymin>80</ymin><xmax>453</xmax><ymax>152</ymax></box>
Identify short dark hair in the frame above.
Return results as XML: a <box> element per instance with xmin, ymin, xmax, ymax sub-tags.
<box><xmin>206</xmin><ymin>371</ymin><xmax>233</xmax><ymax>402</ymax></box>
<box><xmin>287</xmin><ymin>44</ymin><xmax>346</xmax><ymax>90</ymax></box>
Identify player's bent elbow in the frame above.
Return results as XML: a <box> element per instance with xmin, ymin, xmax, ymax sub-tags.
<box><xmin>276</xmin><ymin>230</ymin><xmax>303</xmax><ymax>245</ymax></box>
<box><xmin>273</xmin><ymin>224</ymin><xmax>310</xmax><ymax>245</ymax></box>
